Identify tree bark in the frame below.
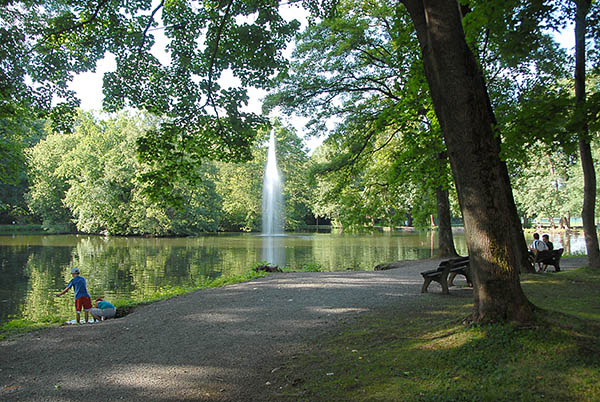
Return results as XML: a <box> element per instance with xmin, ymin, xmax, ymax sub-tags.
<box><xmin>436</xmin><ymin>186</ymin><xmax>458</xmax><ymax>258</ymax></box>
<box><xmin>401</xmin><ymin>0</ymin><xmax>534</xmax><ymax>323</ymax></box>
<box><xmin>574</xmin><ymin>0</ymin><xmax>600</xmax><ymax>268</ymax></box>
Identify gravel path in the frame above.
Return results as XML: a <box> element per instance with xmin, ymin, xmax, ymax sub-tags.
<box><xmin>0</xmin><ymin>257</ymin><xmax>586</xmax><ymax>401</ymax></box>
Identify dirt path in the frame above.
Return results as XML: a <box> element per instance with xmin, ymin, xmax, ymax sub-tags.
<box><xmin>0</xmin><ymin>258</ymin><xmax>586</xmax><ymax>401</ymax></box>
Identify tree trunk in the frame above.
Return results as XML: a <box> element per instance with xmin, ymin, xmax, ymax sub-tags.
<box><xmin>402</xmin><ymin>0</ymin><xmax>534</xmax><ymax>323</ymax></box>
<box><xmin>565</xmin><ymin>231</ymin><xmax>572</xmax><ymax>254</ymax></box>
<box><xmin>574</xmin><ymin>0</ymin><xmax>600</xmax><ymax>268</ymax></box>
<box><xmin>436</xmin><ymin>186</ymin><xmax>458</xmax><ymax>258</ymax></box>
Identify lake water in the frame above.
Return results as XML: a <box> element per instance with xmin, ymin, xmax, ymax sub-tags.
<box><xmin>0</xmin><ymin>231</ymin><xmax>586</xmax><ymax>324</ymax></box>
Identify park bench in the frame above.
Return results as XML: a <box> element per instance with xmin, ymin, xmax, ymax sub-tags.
<box><xmin>420</xmin><ymin>256</ymin><xmax>472</xmax><ymax>294</ymax></box>
<box><xmin>529</xmin><ymin>248</ymin><xmax>563</xmax><ymax>272</ymax></box>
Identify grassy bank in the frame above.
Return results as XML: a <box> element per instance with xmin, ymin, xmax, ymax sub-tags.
<box><xmin>264</xmin><ymin>266</ymin><xmax>600</xmax><ymax>402</ymax></box>
<box><xmin>0</xmin><ymin>269</ymin><xmax>269</xmax><ymax>340</ymax></box>
<box><xmin>0</xmin><ymin>223</ymin><xmax>74</xmax><ymax>235</ymax></box>
<box><xmin>0</xmin><ymin>224</ymin><xmax>45</xmax><ymax>234</ymax></box>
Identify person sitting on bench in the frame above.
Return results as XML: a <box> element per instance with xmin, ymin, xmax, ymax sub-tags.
<box><xmin>542</xmin><ymin>234</ymin><xmax>553</xmax><ymax>251</ymax></box>
<box><xmin>529</xmin><ymin>232</ymin><xmax>548</xmax><ymax>272</ymax></box>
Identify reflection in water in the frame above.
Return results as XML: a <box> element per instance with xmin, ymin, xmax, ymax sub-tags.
<box><xmin>261</xmin><ymin>234</ymin><xmax>285</xmax><ymax>267</ymax></box>
<box><xmin>0</xmin><ymin>231</ymin><xmax>587</xmax><ymax>324</ymax></box>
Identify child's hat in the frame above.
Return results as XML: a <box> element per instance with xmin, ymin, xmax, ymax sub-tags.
<box><xmin>71</xmin><ymin>267</ymin><xmax>80</xmax><ymax>274</ymax></box>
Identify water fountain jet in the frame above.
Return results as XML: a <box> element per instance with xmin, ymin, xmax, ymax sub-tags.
<box><xmin>261</xmin><ymin>130</ymin><xmax>285</xmax><ymax>266</ymax></box>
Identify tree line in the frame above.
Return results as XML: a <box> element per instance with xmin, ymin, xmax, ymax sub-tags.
<box><xmin>2</xmin><ymin>113</ymin><xmax>310</xmax><ymax>235</ymax></box>
<box><xmin>2</xmin><ymin>109</ymin><xmax>598</xmax><ymax>237</ymax></box>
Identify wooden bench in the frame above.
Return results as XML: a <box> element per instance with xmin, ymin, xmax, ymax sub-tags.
<box><xmin>421</xmin><ymin>256</ymin><xmax>472</xmax><ymax>294</ymax></box>
<box><xmin>529</xmin><ymin>248</ymin><xmax>563</xmax><ymax>272</ymax></box>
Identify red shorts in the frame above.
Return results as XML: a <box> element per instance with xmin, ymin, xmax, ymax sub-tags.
<box><xmin>75</xmin><ymin>296</ymin><xmax>92</xmax><ymax>312</ymax></box>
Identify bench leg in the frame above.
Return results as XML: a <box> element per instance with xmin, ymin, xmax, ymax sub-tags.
<box><xmin>422</xmin><ymin>277</ymin><xmax>433</xmax><ymax>293</ymax></box>
<box><xmin>438</xmin><ymin>276</ymin><xmax>449</xmax><ymax>294</ymax></box>
<box><xmin>448</xmin><ymin>272</ymin><xmax>457</xmax><ymax>287</ymax></box>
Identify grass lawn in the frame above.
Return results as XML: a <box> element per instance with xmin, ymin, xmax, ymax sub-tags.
<box><xmin>264</xmin><ymin>266</ymin><xmax>600</xmax><ymax>402</ymax></box>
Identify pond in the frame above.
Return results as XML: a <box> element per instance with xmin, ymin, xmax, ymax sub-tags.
<box><xmin>0</xmin><ymin>231</ymin><xmax>586</xmax><ymax>324</ymax></box>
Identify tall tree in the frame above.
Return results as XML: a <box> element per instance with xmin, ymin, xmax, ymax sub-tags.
<box><xmin>401</xmin><ymin>0</ymin><xmax>533</xmax><ymax>323</ymax></box>
<box><xmin>573</xmin><ymin>0</ymin><xmax>600</xmax><ymax>268</ymax></box>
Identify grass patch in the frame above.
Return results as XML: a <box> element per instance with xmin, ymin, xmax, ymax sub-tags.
<box><xmin>0</xmin><ymin>269</ymin><xmax>268</xmax><ymax>340</ymax></box>
<box><xmin>521</xmin><ymin>266</ymin><xmax>600</xmax><ymax>321</ymax></box>
<box><xmin>0</xmin><ymin>224</ymin><xmax>46</xmax><ymax>234</ymax></box>
<box><xmin>264</xmin><ymin>267</ymin><xmax>600</xmax><ymax>402</ymax></box>
<box><xmin>282</xmin><ymin>263</ymin><xmax>325</xmax><ymax>272</ymax></box>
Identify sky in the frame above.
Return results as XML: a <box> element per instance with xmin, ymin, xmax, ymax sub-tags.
<box><xmin>69</xmin><ymin>11</ymin><xmax>576</xmax><ymax>153</ymax></box>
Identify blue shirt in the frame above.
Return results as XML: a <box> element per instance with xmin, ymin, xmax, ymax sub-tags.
<box><xmin>97</xmin><ymin>300</ymin><xmax>115</xmax><ymax>309</ymax></box>
<box><xmin>67</xmin><ymin>276</ymin><xmax>90</xmax><ymax>300</ymax></box>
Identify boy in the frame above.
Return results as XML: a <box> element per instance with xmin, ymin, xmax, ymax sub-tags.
<box><xmin>55</xmin><ymin>267</ymin><xmax>92</xmax><ymax>324</ymax></box>
<box><xmin>91</xmin><ymin>298</ymin><xmax>116</xmax><ymax>321</ymax></box>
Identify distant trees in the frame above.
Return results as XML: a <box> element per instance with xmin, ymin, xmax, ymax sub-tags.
<box><xmin>26</xmin><ymin>113</ymin><xmax>311</xmax><ymax>235</ymax></box>
<box><xmin>28</xmin><ymin>112</ymin><xmax>223</xmax><ymax>235</ymax></box>
<box><xmin>0</xmin><ymin>118</ymin><xmax>46</xmax><ymax>224</ymax></box>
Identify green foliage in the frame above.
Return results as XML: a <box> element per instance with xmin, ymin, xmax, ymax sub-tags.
<box><xmin>267</xmin><ymin>0</ymin><xmax>457</xmax><ymax>230</ymax></box>
<box><xmin>511</xmin><ymin>138</ymin><xmax>600</xmax><ymax>224</ymax></box>
<box><xmin>100</xmin><ymin>0</ymin><xmax>301</xmax><ymax>203</ymax></box>
<box><xmin>463</xmin><ymin>0</ymin><xmax>568</xmax><ymax>75</ymax></box>
<box><xmin>27</xmin><ymin>111</ymin><xmax>224</xmax><ymax>235</ymax></box>
<box><xmin>27</xmin><ymin>127</ymin><xmax>79</xmax><ymax>228</ymax></box>
<box><xmin>0</xmin><ymin>0</ymin><xmax>309</xmax><ymax>203</ymax></box>
<box><xmin>0</xmin><ymin>116</ymin><xmax>46</xmax><ymax>223</ymax></box>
